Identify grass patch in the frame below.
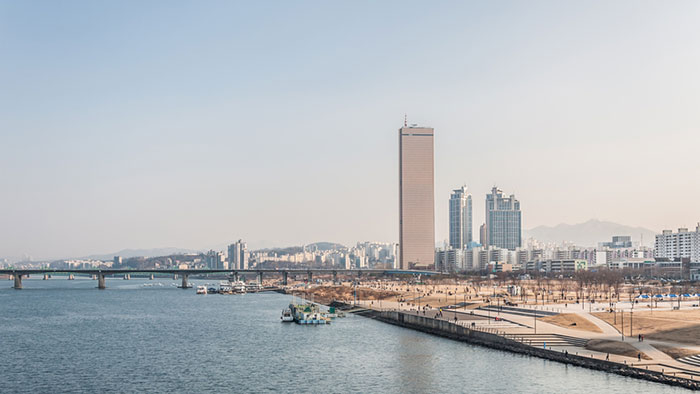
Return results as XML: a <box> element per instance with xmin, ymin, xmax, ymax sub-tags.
<box><xmin>585</xmin><ymin>339</ymin><xmax>651</xmax><ymax>360</ymax></box>
<box><xmin>593</xmin><ymin>309</ymin><xmax>700</xmax><ymax>346</ymax></box>
<box><xmin>651</xmin><ymin>344</ymin><xmax>700</xmax><ymax>359</ymax></box>
<box><xmin>540</xmin><ymin>313</ymin><xmax>602</xmax><ymax>333</ymax></box>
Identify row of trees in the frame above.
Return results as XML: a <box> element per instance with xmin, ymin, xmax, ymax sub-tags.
<box><xmin>461</xmin><ymin>269</ymin><xmax>700</xmax><ymax>305</ymax></box>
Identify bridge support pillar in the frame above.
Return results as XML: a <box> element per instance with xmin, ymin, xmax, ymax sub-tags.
<box><xmin>98</xmin><ymin>274</ymin><xmax>106</xmax><ymax>290</ymax></box>
<box><xmin>233</xmin><ymin>272</ymin><xmax>238</xmax><ymax>282</ymax></box>
<box><xmin>333</xmin><ymin>271</ymin><xmax>338</xmax><ymax>284</ymax></box>
<box><xmin>149</xmin><ymin>274</ymin><xmax>154</xmax><ymax>280</ymax></box>
<box><xmin>181</xmin><ymin>274</ymin><xmax>189</xmax><ymax>289</ymax></box>
<box><xmin>124</xmin><ymin>274</ymin><xmax>130</xmax><ymax>280</ymax></box>
<box><xmin>257</xmin><ymin>271</ymin><xmax>263</xmax><ymax>285</ymax></box>
<box><xmin>307</xmin><ymin>271</ymin><xmax>313</xmax><ymax>284</ymax></box>
<box><xmin>282</xmin><ymin>271</ymin><xmax>288</xmax><ymax>286</ymax></box>
<box><xmin>68</xmin><ymin>274</ymin><xmax>74</xmax><ymax>280</ymax></box>
<box><xmin>173</xmin><ymin>273</ymin><xmax>178</xmax><ymax>280</ymax></box>
<box><xmin>13</xmin><ymin>274</ymin><xmax>22</xmax><ymax>289</ymax></box>
<box><xmin>43</xmin><ymin>274</ymin><xmax>49</xmax><ymax>280</ymax></box>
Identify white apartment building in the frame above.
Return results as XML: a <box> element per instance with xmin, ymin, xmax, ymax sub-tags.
<box><xmin>655</xmin><ymin>225</ymin><xmax>700</xmax><ymax>262</ymax></box>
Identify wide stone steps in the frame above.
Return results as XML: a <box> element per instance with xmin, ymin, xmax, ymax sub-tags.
<box><xmin>678</xmin><ymin>355</ymin><xmax>700</xmax><ymax>368</ymax></box>
<box><xmin>477</xmin><ymin>305</ymin><xmax>559</xmax><ymax>318</ymax></box>
<box><xmin>513</xmin><ymin>333</ymin><xmax>588</xmax><ymax>347</ymax></box>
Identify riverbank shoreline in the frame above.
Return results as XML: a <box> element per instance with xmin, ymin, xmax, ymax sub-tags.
<box><xmin>329</xmin><ymin>302</ymin><xmax>700</xmax><ymax>391</ymax></box>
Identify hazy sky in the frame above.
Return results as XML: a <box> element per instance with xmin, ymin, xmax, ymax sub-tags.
<box><xmin>2</xmin><ymin>1</ymin><xmax>700</xmax><ymax>260</ymax></box>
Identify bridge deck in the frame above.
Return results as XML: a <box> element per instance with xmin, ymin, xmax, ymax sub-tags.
<box><xmin>1</xmin><ymin>268</ymin><xmax>438</xmax><ymax>275</ymax></box>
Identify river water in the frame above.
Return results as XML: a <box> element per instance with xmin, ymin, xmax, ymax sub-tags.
<box><xmin>0</xmin><ymin>278</ymin><xmax>689</xmax><ymax>393</ymax></box>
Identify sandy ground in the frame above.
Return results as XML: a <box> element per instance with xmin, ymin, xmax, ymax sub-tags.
<box><xmin>540</xmin><ymin>314</ymin><xmax>602</xmax><ymax>333</ymax></box>
<box><xmin>593</xmin><ymin>309</ymin><xmax>700</xmax><ymax>345</ymax></box>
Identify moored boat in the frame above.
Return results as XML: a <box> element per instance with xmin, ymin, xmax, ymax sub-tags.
<box><xmin>219</xmin><ymin>281</ymin><xmax>233</xmax><ymax>294</ymax></box>
<box><xmin>288</xmin><ymin>303</ymin><xmax>332</xmax><ymax>325</ymax></box>
<box><xmin>281</xmin><ymin>308</ymin><xmax>294</xmax><ymax>322</ymax></box>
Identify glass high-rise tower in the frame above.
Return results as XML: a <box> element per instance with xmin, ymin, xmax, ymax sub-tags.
<box><xmin>399</xmin><ymin>125</ymin><xmax>435</xmax><ymax>269</ymax></box>
<box><xmin>449</xmin><ymin>186</ymin><xmax>472</xmax><ymax>250</ymax></box>
<box><xmin>228</xmin><ymin>239</ymin><xmax>248</xmax><ymax>270</ymax></box>
<box><xmin>485</xmin><ymin>187</ymin><xmax>521</xmax><ymax>250</ymax></box>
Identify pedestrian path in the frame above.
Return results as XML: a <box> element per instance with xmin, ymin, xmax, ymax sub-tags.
<box><xmin>627</xmin><ymin>340</ymin><xmax>675</xmax><ymax>363</ymax></box>
<box><xmin>572</xmin><ymin>311</ymin><xmax>620</xmax><ymax>336</ymax></box>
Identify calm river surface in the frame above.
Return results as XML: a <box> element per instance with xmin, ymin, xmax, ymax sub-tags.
<box><xmin>0</xmin><ymin>278</ymin><xmax>689</xmax><ymax>393</ymax></box>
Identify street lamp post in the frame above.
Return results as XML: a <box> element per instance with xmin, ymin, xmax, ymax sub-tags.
<box><xmin>621</xmin><ymin>308</ymin><xmax>625</xmax><ymax>341</ymax></box>
<box><xmin>534</xmin><ymin>307</ymin><xmax>537</xmax><ymax>334</ymax></box>
<box><xmin>488</xmin><ymin>299</ymin><xmax>491</xmax><ymax>324</ymax></box>
<box><xmin>417</xmin><ymin>283</ymin><xmax>420</xmax><ymax>312</ymax></box>
<box><xmin>454</xmin><ymin>290</ymin><xmax>457</xmax><ymax>321</ymax></box>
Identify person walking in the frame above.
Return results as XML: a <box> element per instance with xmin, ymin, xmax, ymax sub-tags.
<box><xmin>606</xmin><ymin>353</ymin><xmax>609</xmax><ymax>361</ymax></box>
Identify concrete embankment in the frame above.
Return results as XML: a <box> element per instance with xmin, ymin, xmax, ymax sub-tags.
<box><xmin>347</xmin><ymin>306</ymin><xmax>700</xmax><ymax>391</ymax></box>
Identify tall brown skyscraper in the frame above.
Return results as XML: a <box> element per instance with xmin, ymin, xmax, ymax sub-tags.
<box><xmin>399</xmin><ymin>125</ymin><xmax>435</xmax><ymax>269</ymax></box>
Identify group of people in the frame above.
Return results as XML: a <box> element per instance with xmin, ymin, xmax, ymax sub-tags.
<box><xmin>637</xmin><ymin>334</ymin><xmax>645</xmax><ymax>342</ymax></box>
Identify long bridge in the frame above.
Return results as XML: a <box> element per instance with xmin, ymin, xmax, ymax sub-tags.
<box><xmin>0</xmin><ymin>268</ymin><xmax>439</xmax><ymax>289</ymax></box>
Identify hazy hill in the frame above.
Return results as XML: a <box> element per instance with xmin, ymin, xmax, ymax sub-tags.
<box><xmin>307</xmin><ymin>242</ymin><xmax>346</xmax><ymax>251</ymax></box>
<box><xmin>83</xmin><ymin>247</ymin><xmax>201</xmax><ymax>261</ymax></box>
<box><xmin>524</xmin><ymin>219</ymin><xmax>657</xmax><ymax>247</ymax></box>
<box><xmin>252</xmin><ymin>242</ymin><xmax>347</xmax><ymax>255</ymax></box>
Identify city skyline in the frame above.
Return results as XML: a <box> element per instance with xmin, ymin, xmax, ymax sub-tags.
<box><xmin>2</xmin><ymin>1</ymin><xmax>700</xmax><ymax>260</ymax></box>
<box><xmin>5</xmin><ymin>3</ymin><xmax>700</xmax><ymax>392</ymax></box>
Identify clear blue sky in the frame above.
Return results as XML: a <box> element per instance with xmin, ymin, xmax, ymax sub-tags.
<box><xmin>2</xmin><ymin>1</ymin><xmax>700</xmax><ymax>259</ymax></box>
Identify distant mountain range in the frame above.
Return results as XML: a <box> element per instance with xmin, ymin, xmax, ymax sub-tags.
<box><xmin>524</xmin><ymin>219</ymin><xmax>657</xmax><ymax>247</ymax></box>
<box><xmin>82</xmin><ymin>247</ymin><xmax>201</xmax><ymax>261</ymax></box>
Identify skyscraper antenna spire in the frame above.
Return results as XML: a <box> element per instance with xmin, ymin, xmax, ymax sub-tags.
<box><xmin>404</xmin><ymin>114</ymin><xmax>407</xmax><ymax>127</ymax></box>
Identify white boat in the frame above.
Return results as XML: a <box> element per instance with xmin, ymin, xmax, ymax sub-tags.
<box><xmin>281</xmin><ymin>308</ymin><xmax>294</xmax><ymax>322</ymax></box>
<box><xmin>232</xmin><ymin>281</ymin><xmax>247</xmax><ymax>294</ymax></box>
<box><xmin>196</xmin><ymin>285</ymin><xmax>207</xmax><ymax>295</ymax></box>
<box><xmin>219</xmin><ymin>281</ymin><xmax>233</xmax><ymax>293</ymax></box>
